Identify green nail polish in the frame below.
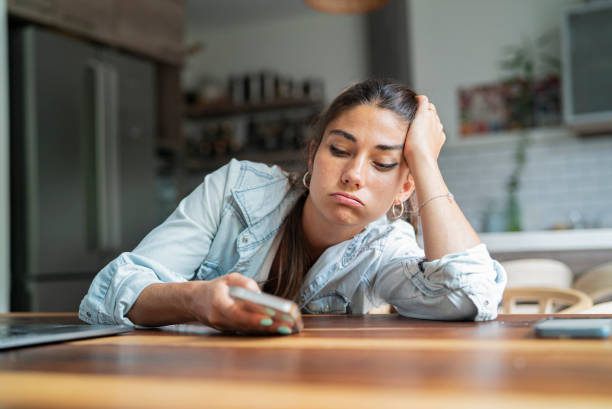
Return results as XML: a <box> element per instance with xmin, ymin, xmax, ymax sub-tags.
<box><xmin>282</xmin><ymin>314</ymin><xmax>293</xmax><ymax>323</ymax></box>
<box><xmin>277</xmin><ymin>326</ymin><xmax>292</xmax><ymax>335</ymax></box>
<box><xmin>265</xmin><ymin>308</ymin><xmax>276</xmax><ymax>316</ymax></box>
<box><xmin>260</xmin><ymin>318</ymin><xmax>273</xmax><ymax>326</ymax></box>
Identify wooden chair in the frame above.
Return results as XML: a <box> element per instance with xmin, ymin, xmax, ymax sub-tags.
<box><xmin>501</xmin><ymin>287</ymin><xmax>593</xmax><ymax>314</ymax></box>
<box><xmin>573</xmin><ymin>261</ymin><xmax>612</xmax><ymax>304</ymax></box>
<box><xmin>501</xmin><ymin>258</ymin><xmax>573</xmax><ymax>289</ymax></box>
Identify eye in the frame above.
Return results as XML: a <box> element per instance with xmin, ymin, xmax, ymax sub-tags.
<box><xmin>330</xmin><ymin>144</ymin><xmax>349</xmax><ymax>156</ymax></box>
<box><xmin>373</xmin><ymin>162</ymin><xmax>398</xmax><ymax>171</ymax></box>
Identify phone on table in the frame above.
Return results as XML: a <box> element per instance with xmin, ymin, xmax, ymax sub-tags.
<box><xmin>228</xmin><ymin>286</ymin><xmax>304</xmax><ymax>333</ymax></box>
<box><xmin>534</xmin><ymin>318</ymin><xmax>612</xmax><ymax>339</ymax></box>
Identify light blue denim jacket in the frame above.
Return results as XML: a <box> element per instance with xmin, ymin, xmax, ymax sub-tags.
<box><xmin>79</xmin><ymin>159</ymin><xmax>507</xmax><ymax>325</ymax></box>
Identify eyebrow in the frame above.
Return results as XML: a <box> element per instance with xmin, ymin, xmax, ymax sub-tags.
<box><xmin>329</xmin><ymin>129</ymin><xmax>404</xmax><ymax>151</ymax></box>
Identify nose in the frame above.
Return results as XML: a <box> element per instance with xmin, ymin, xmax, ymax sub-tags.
<box><xmin>341</xmin><ymin>157</ymin><xmax>366</xmax><ymax>189</ymax></box>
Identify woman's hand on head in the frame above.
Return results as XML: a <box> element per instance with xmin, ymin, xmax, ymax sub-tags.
<box><xmin>188</xmin><ymin>272</ymin><xmax>292</xmax><ymax>335</ymax></box>
<box><xmin>403</xmin><ymin>95</ymin><xmax>446</xmax><ymax>170</ymax></box>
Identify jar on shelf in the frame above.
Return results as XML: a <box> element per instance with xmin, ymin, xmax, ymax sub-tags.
<box><xmin>200</xmin><ymin>122</ymin><xmax>219</xmax><ymax>157</ymax></box>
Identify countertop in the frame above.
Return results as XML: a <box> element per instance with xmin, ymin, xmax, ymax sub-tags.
<box><xmin>479</xmin><ymin>228</ymin><xmax>612</xmax><ymax>253</ymax></box>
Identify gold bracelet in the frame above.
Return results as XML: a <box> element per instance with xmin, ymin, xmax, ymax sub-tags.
<box><xmin>418</xmin><ymin>192</ymin><xmax>454</xmax><ymax>216</ymax></box>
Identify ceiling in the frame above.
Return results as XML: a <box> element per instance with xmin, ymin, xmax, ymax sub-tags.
<box><xmin>185</xmin><ymin>0</ymin><xmax>318</xmax><ymax>30</ymax></box>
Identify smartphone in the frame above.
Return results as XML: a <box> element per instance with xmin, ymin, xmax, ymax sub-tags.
<box><xmin>534</xmin><ymin>318</ymin><xmax>612</xmax><ymax>339</ymax></box>
<box><xmin>228</xmin><ymin>286</ymin><xmax>304</xmax><ymax>333</ymax></box>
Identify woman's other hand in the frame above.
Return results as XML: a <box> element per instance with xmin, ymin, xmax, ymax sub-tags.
<box><xmin>189</xmin><ymin>272</ymin><xmax>294</xmax><ymax>335</ymax></box>
<box><xmin>403</xmin><ymin>95</ymin><xmax>446</xmax><ymax>171</ymax></box>
<box><xmin>400</xmin><ymin>94</ymin><xmax>481</xmax><ymax>260</ymax></box>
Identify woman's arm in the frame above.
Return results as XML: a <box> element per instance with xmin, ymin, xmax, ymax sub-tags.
<box><xmin>125</xmin><ymin>273</ymin><xmax>286</xmax><ymax>334</ymax></box>
<box><xmin>79</xmin><ymin>164</ymin><xmax>229</xmax><ymax>326</ymax></box>
<box><xmin>381</xmin><ymin>99</ymin><xmax>507</xmax><ymax>322</ymax></box>
<box><xmin>404</xmin><ymin>95</ymin><xmax>481</xmax><ymax>260</ymax></box>
<box><xmin>125</xmin><ymin>282</ymin><xmax>197</xmax><ymax>325</ymax></box>
<box><xmin>80</xmin><ymin>160</ymin><xmax>295</xmax><ymax>333</ymax></box>
<box><xmin>372</xmin><ymin>241</ymin><xmax>506</xmax><ymax>321</ymax></box>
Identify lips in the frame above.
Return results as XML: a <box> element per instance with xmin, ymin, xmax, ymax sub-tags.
<box><xmin>331</xmin><ymin>192</ymin><xmax>364</xmax><ymax>207</ymax></box>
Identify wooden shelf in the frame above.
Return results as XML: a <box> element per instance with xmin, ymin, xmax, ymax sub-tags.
<box><xmin>185</xmin><ymin>150</ymin><xmax>307</xmax><ymax>173</ymax></box>
<box><xmin>185</xmin><ymin>98</ymin><xmax>323</xmax><ymax>118</ymax></box>
<box><xmin>156</xmin><ymin>138</ymin><xmax>183</xmax><ymax>153</ymax></box>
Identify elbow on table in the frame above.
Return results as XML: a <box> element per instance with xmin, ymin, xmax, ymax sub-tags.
<box><xmin>448</xmin><ymin>259</ymin><xmax>507</xmax><ymax>322</ymax></box>
<box><xmin>394</xmin><ymin>258</ymin><xmax>507</xmax><ymax>322</ymax></box>
<box><xmin>393</xmin><ymin>289</ymin><xmax>481</xmax><ymax>322</ymax></box>
<box><xmin>394</xmin><ymin>286</ymin><xmax>502</xmax><ymax>322</ymax></box>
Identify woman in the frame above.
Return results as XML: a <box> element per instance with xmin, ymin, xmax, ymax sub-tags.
<box><xmin>79</xmin><ymin>79</ymin><xmax>506</xmax><ymax>334</ymax></box>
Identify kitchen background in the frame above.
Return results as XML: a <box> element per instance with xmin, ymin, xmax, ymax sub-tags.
<box><xmin>0</xmin><ymin>0</ymin><xmax>611</xmax><ymax>312</ymax></box>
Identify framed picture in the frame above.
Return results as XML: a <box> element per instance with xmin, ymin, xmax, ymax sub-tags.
<box><xmin>458</xmin><ymin>75</ymin><xmax>561</xmax><ymax>137</ymax></box>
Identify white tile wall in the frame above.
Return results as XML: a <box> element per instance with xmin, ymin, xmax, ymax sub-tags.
<box><xmin>438</xmin><ymin>132</ymin><xmax>612</xmax><ymax>232</ymax></box>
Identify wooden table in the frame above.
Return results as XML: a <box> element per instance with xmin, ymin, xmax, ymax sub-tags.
<box><xmin>1</xmin><ymin>313</ymin><xmax>612</xmax><ymax>409</ymax></box>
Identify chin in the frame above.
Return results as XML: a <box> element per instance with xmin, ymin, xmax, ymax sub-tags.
<box><xmin>326</xmin><ymin>206</ymin><xmax>368</xmax><ymax>227</ymax></box>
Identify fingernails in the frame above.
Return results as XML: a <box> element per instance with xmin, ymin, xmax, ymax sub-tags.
<box><xmin>282</xmin><ymin>314</ymin><xmax>293</xmax><ymax>323</ymax></box>
<box><xmin>260</xmin><ymin>317</ymin><xmax>273</xmax><ymax>326</ymax></box>
<box><xmin>265</xmin><ymin>308</ymin><xmax>276</xmax><ymax>316</ymax></box>
<box><xmin>277</xmin><ymin>326</ymin><xmax>292</xmax><ymax>335</ymax></box>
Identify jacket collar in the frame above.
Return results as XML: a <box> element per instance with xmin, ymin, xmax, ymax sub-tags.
<box><xmin>231</xmin><ymin>175</ymin><xmax>302</xmax><ymax>227</ymax></box>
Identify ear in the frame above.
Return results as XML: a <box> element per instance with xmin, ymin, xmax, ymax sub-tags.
<box><xmin>395</xmin><ymin>173</ymin><xmax>415</xmax><ymax>203</ymax></box>
<box><xmin>308</xmin><ymin>141</ymin><xmax>317</xmax><ymax>171</ymax></box>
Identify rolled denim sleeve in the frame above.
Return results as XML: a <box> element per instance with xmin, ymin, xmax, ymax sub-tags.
<box><xmin>372</xmin><ymin>243</ymin><xmax>507</xmax><ymax>321</ymax></box>
<box><xmin>79</xmin><ymin>163</ymin><xmax>230</xmax><ymax>325</ymax></box>
<box><xmin>78</xmin><ymin>253</ymin><xmax>188</xmax><ymax>325</ymax></box>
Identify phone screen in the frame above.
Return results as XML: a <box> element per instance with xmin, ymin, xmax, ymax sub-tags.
<box><xmin>534</xmin><ymin>318</ymin><xmax>612</xmax><ymax>339</ymax></box>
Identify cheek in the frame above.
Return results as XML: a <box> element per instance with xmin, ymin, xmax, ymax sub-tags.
<box><xmin>371</xmin><ymin>170</ymin><xmax>403</xmax><ymax>191</ymax></box>
<box><xmin>312</xmin><ymin>154</ymin><xmax>337</xmax><ymax>185</ymax></box>
<box><xmin>369</xmin><ymin>172</ymin><xmax>406</xmax><ymax>207</ymax></box>
<box><xmin>308</xmin><ymin>163</ymin><xmax>326</xmax><ymax>198</ymax></box>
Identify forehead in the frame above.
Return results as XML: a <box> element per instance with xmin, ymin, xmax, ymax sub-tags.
<box><xmin>325</xmin><ymin>104</ymin><xmax>407</xmax><ymax>143</ymax></box>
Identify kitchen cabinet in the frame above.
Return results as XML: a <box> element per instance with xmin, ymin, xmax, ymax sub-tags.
<box><xmin>6</xmin><ymin>0</ymin><xmax>58</xmax><ymax>26</ymax></box>
<box><xmin>55</xmin><ymin>0</ymin><xmax>114</xmax><ymax>44</ymax></box>
<box><xmin>114</xmin><ymin>0</ymin><xmax>184</xmax><ymax>66</ymax></box>
<box><xmin>7</xmin><ymin>0</ymin><xmax>184</xmax><ymax>65</ymax></box>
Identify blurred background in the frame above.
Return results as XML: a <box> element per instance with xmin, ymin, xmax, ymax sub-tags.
<box><xmin>1</xmin><ymin>0</ymin><xmax>611</xmax><ymax>313</ymax></box>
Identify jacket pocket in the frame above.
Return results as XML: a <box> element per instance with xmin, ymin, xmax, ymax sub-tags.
<box><xmin>303</xmin><ymin>291</ymin><xmax>350</xmax><ymax>314</ymax></box>
<box><xmin>195</xmin><ymin>260</ymin><xmax>224</xmax><ymax>281</ymax></box>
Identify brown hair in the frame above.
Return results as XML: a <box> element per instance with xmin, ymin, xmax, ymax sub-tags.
<box><xmin>263</xmin><ymin>79</ymin><xmax>419</xmax><ymax>301</ymax></box>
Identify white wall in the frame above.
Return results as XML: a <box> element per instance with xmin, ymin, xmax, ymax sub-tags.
<box><xmin>407</xmin><ymin>0</ymin><xmax>612</xmax><ymax>233</ymax></box>
<box><xmin>183</xmin><ymin>12</ymin><xmax>368</xmax><ymax>101</ymax></box>
<box><xmin>0</xmin><ymin>0</ymin><xmax>10</xmax><ymax>312</ymax></box>
<box><xmin>408</xmin><ymin>0</ymin><xmax>579</xmax><ymax>143</ymax></box>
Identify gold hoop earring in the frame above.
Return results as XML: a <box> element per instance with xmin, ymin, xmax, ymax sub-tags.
<box><xmin>302</xmin><ymin>171</ymin><xmax>310</xmax><ymax>189</ymax></box>
<box><xmin>391</xmin><ymin>201</ymin><xmax>404</xmax><ymax>219</ymax></box>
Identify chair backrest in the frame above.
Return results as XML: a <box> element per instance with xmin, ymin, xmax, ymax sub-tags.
<box><xmin>501</xmin><ymin>258</ymin><xmax>573</xmax><ymax>289</ymax></box>
<box><xmin>573</xmin><ymin>261</ymin><xmax>612</xmax><ymax>304</ymax></box>
<box><xmin>501</xmin><ymin>287</ymin><xmax>593</xmax><ymax>314</ymax></box>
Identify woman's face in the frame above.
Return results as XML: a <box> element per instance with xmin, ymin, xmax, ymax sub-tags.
<box><xmin>307</xmin><ymin>104</ymin><xmax>414</xmax><ymax>231</ymax></box>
